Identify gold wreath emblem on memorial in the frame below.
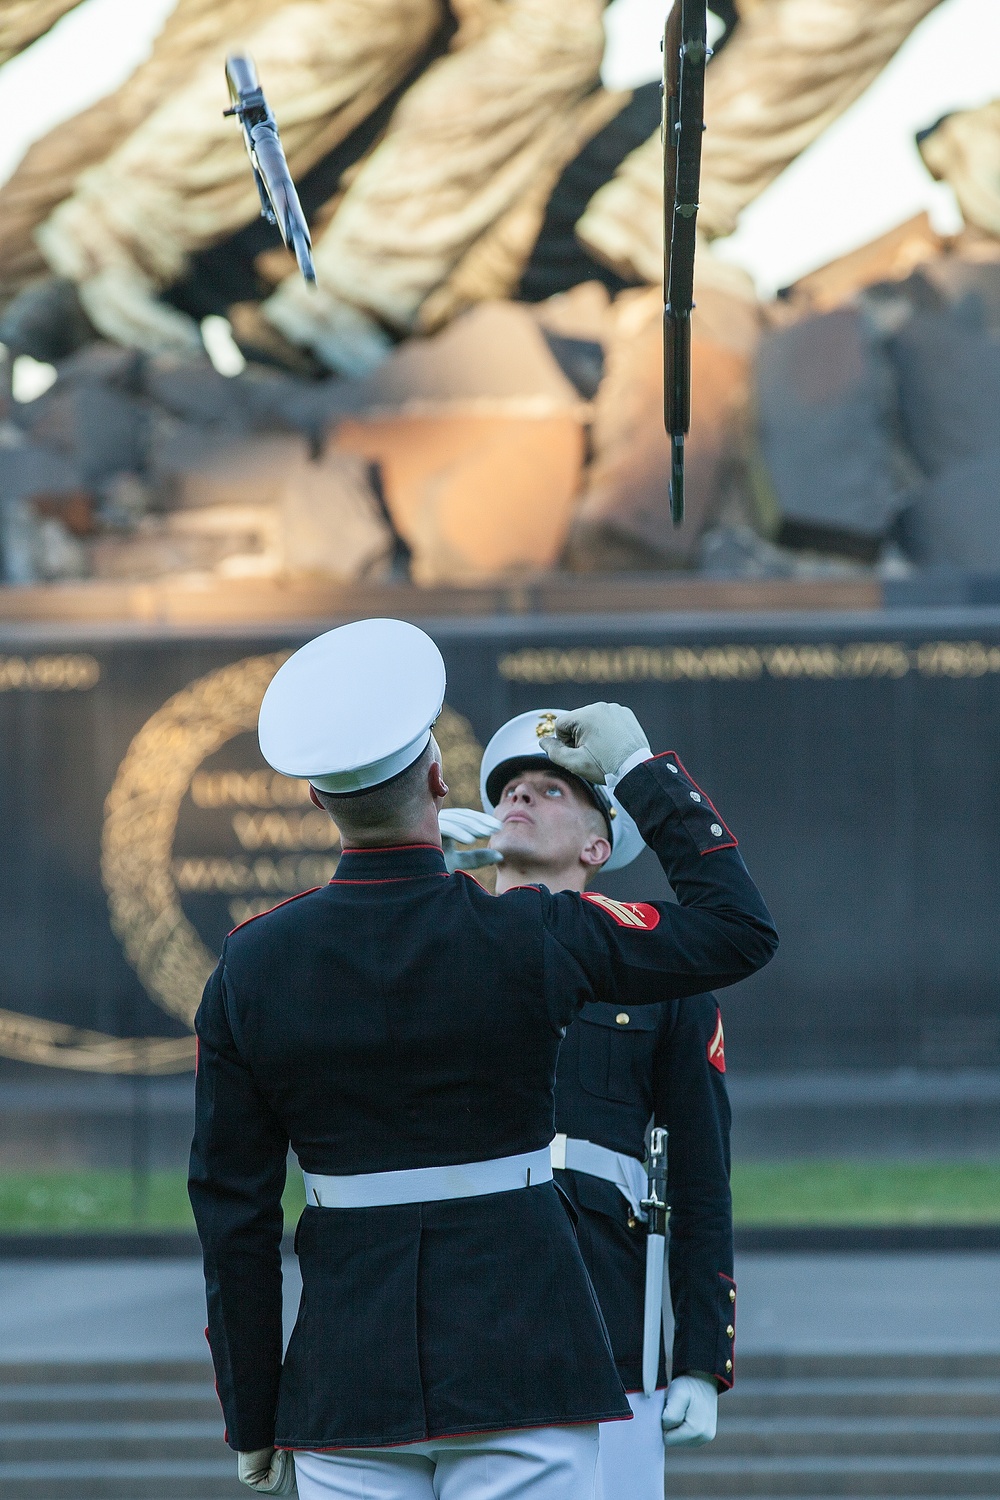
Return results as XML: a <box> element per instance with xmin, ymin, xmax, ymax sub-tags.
<box><xmin>95</xmin><ymin>654</ymin><xmax>483</xmax><ymax>1071</ymax></box>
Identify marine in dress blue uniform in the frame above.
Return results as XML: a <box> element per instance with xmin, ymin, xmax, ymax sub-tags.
<box><xmin>473</xmin><ymin>711</ymin><xmax>738</xmax><ymax>1500</ymax></box>
<box><xmin>188</xmin><ymin>627</ymin><xmax>777</xmax><ymax>1499</ymax></box>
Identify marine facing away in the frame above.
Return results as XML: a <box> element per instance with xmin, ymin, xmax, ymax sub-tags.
<box><xmin>188</xmin><ymin>619</ymin><xmax>777</xmax><ymax>1499</ymax></box>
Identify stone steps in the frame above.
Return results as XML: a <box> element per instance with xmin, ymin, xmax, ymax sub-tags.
<box><xmin>725</xmin><ymin>1378</ymin><xmax>1000</xmax><ymax>1419</ymax></box>
<box><xmin>667</xmin><ymin>1354</ymin><xmax>1000</xmax><ymax>1498</ymax></box>
<box><xmin>0</xmin><ymin>1459</ymin><xmax>240</xmax><ymax>1500</ymax></box>
<box><xmin>665</xmin><ymin>1456</ymin><xmax>1000</xmax><ymax>1496</ymax></box>
<box><xmin>0</xmin><ymin>1364</ymin><xmax>240</xmax><ymax>1500</ymax></box>
<box><xmin>710</xmin><ymin>1416</ymin><xmax>1000</xmax><ymax>1458</ymax></box>
<box><xmin>0</xmin><ymin>1354</ymin><xmax>998</xmax><ymax>1498</ymax></box>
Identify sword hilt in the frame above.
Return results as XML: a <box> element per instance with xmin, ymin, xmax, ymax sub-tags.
<box><xmin>643</xmin><ymin>1126</ymin><xmax>669</xmax><ymax>1235</ymax></box>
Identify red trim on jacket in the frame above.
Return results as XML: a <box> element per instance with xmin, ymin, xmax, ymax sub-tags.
<box><xmin>205</xmin><ymin>1327</ymin><xmax>228</xmax><ymax>1442</ymax></box>
<box><xmin>227</xmin><ymin>886</ymin><xmax>321</xmax><ymax>935</ymax></box>
<box><xmin>278</xmin><ymin>1410</ymin><xmax>632</xmax><ymax>1452</ymax></box>
<box><xmin>648</xmin><ymin>751</ymin><xmax>738</xmax><ymax>855</ymax></box>
<box><xmin>718</xmin><ymin>1272</ymin><xmax>737</xmax><ymax>1390</ymax></box>
<box><xmin>338</xmin><ymin>843</ymin><xmax>443</xmax><ymax>854</ymax></box>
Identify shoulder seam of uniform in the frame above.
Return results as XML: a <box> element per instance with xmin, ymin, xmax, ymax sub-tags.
<box><xmin>227</xmin><ymin>886</ymin><xmax>322</xmax><ymax>935</ymax></box>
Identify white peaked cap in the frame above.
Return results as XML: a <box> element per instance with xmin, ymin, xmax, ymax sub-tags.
<box><xmin>258</xmin><ymin>619</ymin><xmax>446</xmax><ymax>794</ymax></box>
<box><xmin>479</xmin><ymin>709</ymin><xmax>646</xmax><ymax>872</ymax></box>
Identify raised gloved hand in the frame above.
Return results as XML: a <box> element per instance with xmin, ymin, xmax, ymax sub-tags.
<box><xmin>661</xmin><ymin>1374</ymin><xmax>718</xmax><ymax>1447</ymax></box>
<box><xmin>439</xmin><ymin>809</ymin><xmax>503</xmax><ymax>873</ymax></box>
<box><xmin>237</xmin><ymin>1447</ymin><xmax>297</xmax><ymax>1494</ymax></box>
<box><xmin>539</xmin><ymin>703</ymin><xmax>650</xmax><ymax>785</ymax></box>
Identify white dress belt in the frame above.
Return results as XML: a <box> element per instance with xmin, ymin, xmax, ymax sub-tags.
<box><xmin>302</xmin><ymin>1146</ymin><xmax>552</xmax><ymax>1208</ymax></box>
<box><xmin>550</xmin><ymin>1133</ymin><xmax>648</xmax><ymax>1220</ymax></box>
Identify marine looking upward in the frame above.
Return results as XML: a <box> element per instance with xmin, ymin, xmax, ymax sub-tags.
<box><xmin>448</xmin><ymin>708</ymin><xmax>742</xmax><ymax>1500</ymax></box>
<box><xmin>188</xmin><ymin>622</ymin><xmax>776</xmax><ymax>1500</ymax></box>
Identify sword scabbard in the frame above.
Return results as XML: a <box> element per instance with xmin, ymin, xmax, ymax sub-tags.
<box><xmin>641</xmin><ymin>1126</ymin><xmax>670</xmax><ymax>1395</ymax></box>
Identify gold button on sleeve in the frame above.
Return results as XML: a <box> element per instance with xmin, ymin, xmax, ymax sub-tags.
<box><xmin>725</xmin><ymin>1359</ymin><xmax>733</xmax><ymax>1373</ymax></box>
<box><xmin>726</xmin><ymin>1324</ymin><xmax>735</xmax><ymax>1338</ymax></box>
<box><xmin>615</xmin><ymin>1012</ymin><xmax>629</xmax><ymax>1025</ymax></box>
<box><xmin>729</xmin><ymin>1288</ymin><xmax>736</xmax><ymax>1302</ymax></box>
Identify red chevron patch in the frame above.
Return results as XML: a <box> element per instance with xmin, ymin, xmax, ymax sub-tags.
<box><xmin>581</xmin><ymin>892</ymin><xmax>660</xmax><ymax>930</ymax></box>
<box><xmin>708</xmin><ymin>1008</ymin><xmax>726</xmax><ymax>1073</ymax></box>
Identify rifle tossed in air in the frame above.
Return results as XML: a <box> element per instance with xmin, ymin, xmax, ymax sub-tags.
<box><xmin>663</xmin><ymin>1</ymin><xmax>710</xmax><ymax>525</ymax></box>
<box><xmin>224</xmin><ymin>54</ymin><xmax>316</xmax><ymax>285</ymax></box>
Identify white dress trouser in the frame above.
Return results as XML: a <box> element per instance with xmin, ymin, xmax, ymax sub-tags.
<box><xmin>294</xmin><ymin>1423</ymin><xmax>600</xmax><ymax>1499</ymax></box>
<box><xmin>595</xmin><ymin>1390</ymin><xmax>665</xmax><ymax>1500</ymax></box>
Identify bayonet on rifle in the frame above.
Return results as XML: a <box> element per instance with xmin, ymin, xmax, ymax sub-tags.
<box><xmin>663</xmin><ymin>2</ymin><xmax>710</xmax><ymax>525</ymax></box>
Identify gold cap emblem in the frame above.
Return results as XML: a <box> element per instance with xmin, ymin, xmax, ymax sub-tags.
<box><xmin>535</xmin><ymin>712</ymin><xmax>557</xmax><ymax>741</ymax></box>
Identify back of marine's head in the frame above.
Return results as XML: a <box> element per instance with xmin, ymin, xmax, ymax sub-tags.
<box><xmin>258</xmin><ymin>619</ymin><xmax>449</xmax><ymax>846</ymax></box>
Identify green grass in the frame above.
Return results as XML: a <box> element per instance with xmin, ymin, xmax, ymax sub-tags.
<box><xmin>0</xmin><ymin>1170</ymin><xmax>306</xmax><ymax>1233</ymax></box>
<box><xmin>0</xmin><ymin>1161</ymin><xmax>995</xmax><ymax>1233</ymax></box>
<box><xmin>730</xmin><ymin>1160</ymin><xmax>1000</xmax><ymax>1225</ymax></box>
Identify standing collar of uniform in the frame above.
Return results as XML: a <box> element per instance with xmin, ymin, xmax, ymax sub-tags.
<box><xmin>331</xmin><ymin>843</ymin><xmax>448</xmax><ymax>884</ymax></box>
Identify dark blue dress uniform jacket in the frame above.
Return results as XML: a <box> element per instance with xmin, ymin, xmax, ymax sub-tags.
<box><xmin>188</xmin><ymin>753</ymin><xmax>776</xmax><ymax>1453</ymax></box>
<box><xmin>554</xmin><ymin>993</ymin><xmax>736</xmax><ymax>1394</ymax></box>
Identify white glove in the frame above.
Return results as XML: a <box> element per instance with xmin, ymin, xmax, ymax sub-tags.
<box><xmin>438</xmin><ymin>808</ymin><xmax>503</xmax><ymax>873</ymax></box>
<box><xmin>238</xmin><ymin>1447</ymin><xmax>297</xmax><ymax>1494</ymax></box>
<box><xmin>661</xmin><ymin>1375</ymin><xmax>718</xmax><ymax>1447</ymax></box>
<box><xmin>539</xmin><ymin>703</ymin><xmax>650</xmax><ymax>784</ymax></box>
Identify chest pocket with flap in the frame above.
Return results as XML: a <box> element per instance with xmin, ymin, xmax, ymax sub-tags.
<box><xmin>576</xmin><ymin>1001</ymin><xmax>660</xmax><ymax>1104</ymax></box>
